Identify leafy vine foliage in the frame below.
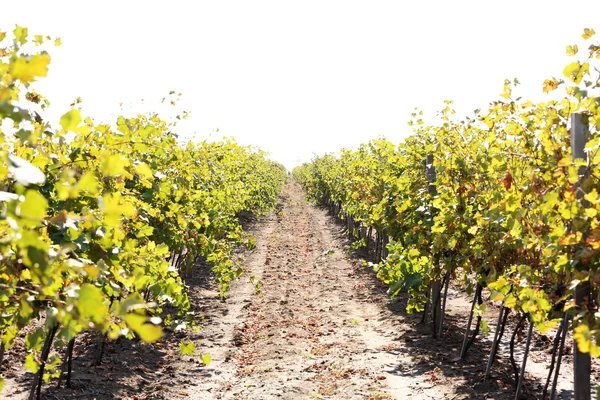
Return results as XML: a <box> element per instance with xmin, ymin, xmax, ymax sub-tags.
<box><xmin>295</xmin><ymin>29</ymin><xmax>600</xmax><ymax>360</ymax></box>
<box><xmin>0</xmin><ymin>26</ymin><xmax>286</xmax><ymax>394</ymax></box>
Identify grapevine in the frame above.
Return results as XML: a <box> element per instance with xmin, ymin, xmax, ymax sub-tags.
<box><xmin>295</xmin><ymin>28</ymin><xmax>600</xmax><ymax>396</ymax></box>
<box><xmin>0</xmin><ymin>26</ymin><xmax>286</xmax><ymax>397</ymax></box>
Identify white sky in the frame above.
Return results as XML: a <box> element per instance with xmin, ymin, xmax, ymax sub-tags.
<box><xmin>2</xmin><ymin>1</ymin><xmax>600</xmax><ymax>170</ymax></box>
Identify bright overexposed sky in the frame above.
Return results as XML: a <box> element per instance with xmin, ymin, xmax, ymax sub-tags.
<box><xmin>2</xmin><ymin>1</ymin><xmax>600</xmax><ymax>170</ymax></box>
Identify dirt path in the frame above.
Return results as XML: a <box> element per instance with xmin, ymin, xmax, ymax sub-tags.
<box><xmin>179</xmin><ymin>182</ymin><xmax>428</xmax><ymax>400</ymax></box>
<box><xmin>2</xmin><ymin>182</ymin><xmax>588</xmax><ymax>399</ymax></box>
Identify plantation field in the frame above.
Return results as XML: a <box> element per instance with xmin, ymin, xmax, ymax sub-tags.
<box><xmin>1</xmin><ymin>22</ymin><xmax>600</xmax><ymax>400</ymax></box>
<box><xmin>3</xmin><ymin>183</ymin><xmax>591</xmax><ymax>399</ymax></box>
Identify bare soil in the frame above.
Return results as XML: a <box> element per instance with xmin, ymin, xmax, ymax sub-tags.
<box><xmin>1</xmin><ymin>182</ymin><xmax>596</xmax><ymax>399</ymax></box>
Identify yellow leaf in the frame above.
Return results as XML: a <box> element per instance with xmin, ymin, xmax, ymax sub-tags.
<box><xmin>504</xmin><ymin>294</ymin><xmax>517</xmax><ymax>308</ymax></box>
<box><xmin>566</xmin><ymin>44</ymin><xmax>578</xmax><ymax>56</ymax></box>
<box><xmin>563</xmin><ymin>298</ymin><xmax>576</xmax><ymax>311</ymax></box>
<box><xmin>582</xmin><ymin>28</ymin><xmax>596</xmax><ymax>40</ymax></box>
<box><xmin>490</xmin><ymin>292</ymin><xmax>505</xmax><ymax>302</ymax></box>
<box><xmin>573</xmin><ymin>324</ymin><xmax>600</xmax><ymax>356</ymax></box>
<box><xmin>125</xmin><ymin>314</ymin><xmax>163</xmax><ymax>343</ymax></box>
<box><xmin>584</xmin><ymin>189</ymin><xmax>598</xmax><ymax>204</ymax></box>
<box><xmin>9</xmin><ymin>53</ymin><xmax>51</xmax><ymax>84</ymax></box>
<box><xmin>542</xmin><ymin>79</ymin><xmax>559</xmax><ymax>93</ymax></box>
<box><xmin>13</xmin><ymin>25</ymin><xmax>28</xmax><ymax>45</ymax></box>
<box><xmin>76</xmin><ymin>172</ymin><xmax>100</xmax><ymax>196</ymax></box>
<box><xmin>559</xmin><ymin>232</ymin><xmax>582</xmax><ymax>245</ymax></box>
<box><xmin>500</xmin><ymin>80</ymin><xmax>511</xmax><ymax>99</ymax></box>
<box><xmin>59</xmin><ymin>109</ymin><xmax>82</xmax><ymax>132</ymax></box>
<box><xmin>564</xmin><ymin>61</ymin><xmax>581</xmax><ymax>78</ymax></box>
<box><xmin>101</xmin><ymin>155</ymin><xmax>129</xmax><ymax>177</ymax></box>
<box><xmin>134</xmin><ymin>163</ymin><xmax>154</xmax><ymax>179</ymax></box>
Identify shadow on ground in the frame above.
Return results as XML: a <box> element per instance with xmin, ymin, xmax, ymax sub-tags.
<box><xmin>320</xmin><ymin>203</ymin><xmax>576</xmax><ymax>400</ymax></box>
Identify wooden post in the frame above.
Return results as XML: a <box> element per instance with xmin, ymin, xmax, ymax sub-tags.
<box><xmin>427</xmin><ymin>154</ymin><xmax>442</xmax><ymax>337</ymax></box>
<box><xmin>571</xmin><ymin>113</ymin><xmax>591</xmax><ymax>400</ymax></box>
<box><xmin>438</xmin><ymin>271</ymin><xmax>450</xmax><ymax>337</ymax></box>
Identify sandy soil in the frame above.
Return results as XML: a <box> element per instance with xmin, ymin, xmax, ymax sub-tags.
<box><xmin>1</xmin><ymin>182</ymin><xmax>596</xmax><ymax>399</ymax></box>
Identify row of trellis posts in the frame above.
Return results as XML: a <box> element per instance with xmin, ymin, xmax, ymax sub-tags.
<box><xmin>422</xmin><ymin>113</ymin><xmax>592</xmax><ymax>400</ymax></box>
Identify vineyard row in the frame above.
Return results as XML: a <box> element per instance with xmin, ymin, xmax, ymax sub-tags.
<box><xmin>0</xmin><ymin>26</ymin><xmax>287</xmax><ymax>398</ymax></box>
<box><xmin>294</xmin><ymin>28</ymin><xmax>600</xmax><ymax>399</ymax></box>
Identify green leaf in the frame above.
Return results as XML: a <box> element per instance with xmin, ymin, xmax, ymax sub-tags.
<box><xmin>24</xmin><ymin>353</ymin><xmax>40</xmax><ymax>373</ymax></box>
<box><xmin>116</xmin><ymin>116</ymin><xmax>130</xmax><ymax>135</ymax></box>
<box><xmin>541</xmin><ymin>191</ymin><xmax>559</xmax><ymax>213</ymax></box>
<box><xmin>78</xmin><ymin>284</ymin><xmax>109</xmax><ymax>323</ymax></box>
<box><xmin>19</xmin><ymin>189</ymin><xmax>48</xmax><ymax>223</ymax></box>
<box><xmin>179</xmin><ymin>340</ymin><xmax>195</xmax><ymax>356</ymax></box>
<box><xmin>481</xmin><ymin>319</ymin><xmax>489</xmax><ymax>337</ymax></box>
<box><xmin>505</xmin><ymin>194</ymin><xmax>520</xmax><ymax>212</ymax></box>
<box><xmin>26</xmin><ymin>328</ymin><xmax>44</xmax><ymax>351</ymax></box>
<box><xmin>59</xmin><ymin>109</ymin><xmax>82</xmax><ymax>132</ymax></box>
<box><xmin>117</xmin><ymin>293</ymin><xmax>148</xmax><ymax>315</ymax></box>
<box><xmin>1</xmin><ymin>327</ymin><xmax>18</xmax><ymax>347</ymax></box>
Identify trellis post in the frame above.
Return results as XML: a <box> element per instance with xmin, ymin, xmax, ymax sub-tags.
<box><xmin>427</xmin><ymin>154</ymin><xmax>442</xmax><ymax>337</ymax></box>
<box><xmin>571</xmin><ymin>112</ymin><xmax>591</xmax><ymax>400</ymax></box>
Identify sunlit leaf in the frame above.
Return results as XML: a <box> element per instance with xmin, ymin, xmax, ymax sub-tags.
<box><xmin>7</xmin><ymin>154</ymin><xmax>46</xmax><ymax>185</ymax></box>
<box><xmin>9</xmin><ymin>53</ymin><xmax>50</xmax><ymax>84</ymax></box>
<box><xmin>201</xmin><ymin>353</ymin><xmax>212</xmax><ymax>365</ymax></box>
<box><xmin>125</xmin><ymin>314</ymin><xmax>163</xmax><ymax>343</ymax></box>
<box><xmin>179</xmin><ymin>340</ymin><xmax>195</xmax><ymax>356</ymax></box>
